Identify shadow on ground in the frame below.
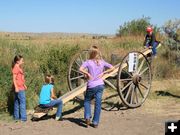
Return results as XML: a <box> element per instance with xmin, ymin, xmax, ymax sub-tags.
<box><xmin>101</xmin><ymin>93</ymin><xmax>129</xmax><ymax>111</ymax></box>
<box><xmin>62</xmin><ymin>117</ymin><xmax>87</xmax><ymax>128</ymax></box>
<box><xmin>155</xmin><ymin>91</ymin><xmax>180</xmax><ymax>98</ymax></box>
<box><xmin>31</xmin><ymin>94</ymin><xmax>129</xmax><ymax>123</ymax></box>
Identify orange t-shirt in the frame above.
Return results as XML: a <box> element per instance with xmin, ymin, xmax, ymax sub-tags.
<box><xmin>12</xmin><ymin>65</ymin><xmax>26</xmax><ymax>90</ymax></box>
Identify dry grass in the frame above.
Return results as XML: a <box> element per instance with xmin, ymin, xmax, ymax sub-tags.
<box><xmin>143</xmin><ymin>79</ymin><xmax>180</xmax><ymax>116</ymax></box>
<box><xmin>0</xmin><ymin>32</ymin><xmax>179</xmax><ymax>118</ymax></box>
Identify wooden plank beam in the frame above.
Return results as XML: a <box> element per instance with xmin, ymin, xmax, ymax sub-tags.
<box><xmin>33</xmin><ymin>112</ymin><xmax>47</xmax><ymax>118</ymax></box>
<box><xmin>58</xmin><ymin>83</ymin><xmax>87</xmax><ymax>104</ymax></box>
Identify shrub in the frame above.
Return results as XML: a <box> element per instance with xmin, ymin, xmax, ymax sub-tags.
<box><xmin>116</xmin><ymin>16</ymin><xmax>160</xmax><ymax>37</ymax></box>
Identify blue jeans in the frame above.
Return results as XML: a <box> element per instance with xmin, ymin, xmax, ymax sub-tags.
<box><xmin>41</xmin><ymin>99</ymin><xmax>63</xmax><ymax>117</ymax></box>
<box><xmin>146</xmin><ymin>41</ymin><xmax>159</xmax><ymax>56</ymax></box>
<box><xmin>14</xmin><ymin>90</ymin><xmax>27</xmax><ymax>121</ymax></box>
<box><xmin>84</xmin><ymin>85</ymin><xmax>104</xmax><ymax>125</ymax></box>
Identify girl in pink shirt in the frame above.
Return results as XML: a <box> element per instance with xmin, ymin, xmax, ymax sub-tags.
<box><xmin>12</xmin><ymin>55</ymin><xmax>27</xmax><ymax>122</ymax></box>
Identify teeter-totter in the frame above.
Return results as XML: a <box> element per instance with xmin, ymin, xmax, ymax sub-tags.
<box><xmin>32</xmin><ymin>44</ymin><xmax>161</xmax><ymax>120</ymax></box>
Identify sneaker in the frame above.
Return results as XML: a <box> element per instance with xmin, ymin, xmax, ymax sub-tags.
<box><xmin>92</xmin><ymin>124</ymin><xmax>98</xmax><ymax>128</ymax></box>
<box><xmin>55</xmin><ymin>116</ymin><xmax>63</xmax><ymax>121</ymax></box>
<box><xmin>153</xmin><ymin>55</ymin><xmax>157</xmax><ymax>59</ymax></box>
<box><xmin>55</xmin><ymin>116</ymin><xmax>60</xmax><ymax>121</ymax></box>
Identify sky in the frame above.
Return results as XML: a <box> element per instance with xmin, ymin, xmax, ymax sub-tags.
<box><xmin>0</xmin><ymin>0</ymin><xmax>180</xmax><ymax>35</ymax></box>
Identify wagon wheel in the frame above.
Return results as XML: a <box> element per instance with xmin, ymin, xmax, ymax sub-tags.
<box><xmin>117</xmin><ymin>51</ymin><xmax>152</xmax><ymax>108</ymax></box>
<box><xmin>67</xmin><ymin>50</ymin><xmax>89</xmax><ymax>100</ymax></box>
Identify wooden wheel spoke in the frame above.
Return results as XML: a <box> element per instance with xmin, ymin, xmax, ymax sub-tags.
<box><xmin>119</xmin><ymin>78</ymin><xmax>132</xmax><ymax>81</ymax></box>
<box><xmin>134</xmin><ymin>87</ymin><xmax>139</xmax><ymax>103</ymax></box>
<box><xmin>139</xmin><ymin>82</ymin><xmax>148</xmax><ymax>89</ymax></box>
<box><xmin>125</xmin><ymin>83</ymin><xmax>132</xmax><ymax>101</ymax></box>
<box><xmin>71</xmin><ymin>68</ymin><xmax>83</xmax><ymax>74</ymax></box>
<box><xmin>75</xmin><ymin>60</ymin><xmax>81</xmax><ymax>67</ymax></box>
<box><xmin>122</xmin><ymin>69</ymin><xmax>133</xmax><ymax>77</ymax></box>
<box><xmin>104</xmin><ymin>80</ymin><xmax>117</xmax><ymax>90</ymax></box>
<box><xmin>121</xmin><ymin>81</ymin><xmax>133</xmax><ymax>92</ymax></box>
<box><xmin>141</xmin><ymin>78</ymin><xmax>150</xmax><ymax>84</ymax></box>
<box><xmin>70</xmin><ymin>75</ymin><xmax>84</xmax><ymax>81</ymax></box>
<box><xmin>139</xmin><ymin>67</ymin><xmax>149</xmax><ymax>76</ymax></box>
<box><xmin>137</xmin><ymin>85</ymin><xmax>144</xmax><ymax>98</ymax></box>
<box><xmin>132</xmin><ymin>85</ymin><xmax>137</xmax><ymax>104</ymax></box>
<box><xmin>137</xmin><ymin>59</ymin><xmax>145</xmax><ymax>73</ymax></box>
<box><xmin>130</xmin><ymin>85</ymin><xmax>134</xmax><ymax>104</ymax></box>
<box><xmin>79</xmin><ymin>54</ymin><xmax>84</xmax><ymax>64</ymax></box>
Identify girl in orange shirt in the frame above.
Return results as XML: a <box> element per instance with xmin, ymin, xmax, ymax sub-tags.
<box><xmin>12</xmin><ymin>55</ymin><xmax>27</xmax><ymax>122</ymax></box>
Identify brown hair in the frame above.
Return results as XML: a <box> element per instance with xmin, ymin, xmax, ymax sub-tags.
<box><xmin>12</xmin><ymin>55</ymin><xmax>23</xmax><ymax>69</ymax></box>
<box><xmin>44</xmin><ymin>75</ymin><xmax>54</xmax><ymax>84</ymax></box>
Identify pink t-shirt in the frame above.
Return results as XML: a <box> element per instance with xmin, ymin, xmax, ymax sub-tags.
<box><xmin>12</xmin><ymin>65</ymin><xmax>26</xmax><ymax>90</ymax></box>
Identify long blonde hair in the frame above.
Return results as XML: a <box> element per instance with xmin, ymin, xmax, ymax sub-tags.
<box><xmin>89</xmin><ymin>45</ymin><xmax>102</xmax><ymax>65</ymax></box>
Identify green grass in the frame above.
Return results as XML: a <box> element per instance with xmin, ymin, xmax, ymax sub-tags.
<box><xmin>0</xmin><ymin>112</ymin><xmax>14</xmax><ymax>122</ymax></box>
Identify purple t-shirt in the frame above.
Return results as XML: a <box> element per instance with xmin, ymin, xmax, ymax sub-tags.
<box><xmin>81</xmin><ymin>59</ymin><xmax>113</xmax><ymax>88</ymax></box>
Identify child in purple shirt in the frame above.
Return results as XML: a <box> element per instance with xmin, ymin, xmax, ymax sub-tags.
<box><xmin>79</xmin><ymin>46</ymin><xmax>114</xmax><ymax>128</ymax></box>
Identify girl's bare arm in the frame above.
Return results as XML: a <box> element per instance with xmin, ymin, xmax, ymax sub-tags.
<box><xmin>51</xmin><ymin>88</ymin><xmax>57</xmax><ymax>99</ymax></box>
<box><xmin>13</xmin><ymin>74</ymin><xmax>19</xmax><ymax>92</ymax></box>
<box><xmin>79</xmin><ymin>66</ymin><xmax>93</xmax><ymax>80</ymax></box>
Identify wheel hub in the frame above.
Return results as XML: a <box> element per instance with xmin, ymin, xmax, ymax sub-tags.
<box><xmin>132</xmin><ymin>74</ymin><xmax>141</xmax><ymax>85</ymax></box>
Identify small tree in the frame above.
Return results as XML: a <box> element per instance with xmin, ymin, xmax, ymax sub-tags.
<box><xmin>162</xmin><ymin>19</ymin><xmax>180</xmax><ymax>42</ymax></box>
<box><xmin>162</xmin><ymin>19</ymin><xmax>180</xmax><ymax>66</ymax></box>
<box><xmin>116</xmin><ymin>16</ymin><xmax>159</xmax><ymax>37</ymax></box>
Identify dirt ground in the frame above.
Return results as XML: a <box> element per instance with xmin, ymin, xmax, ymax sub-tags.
<box><xmin>0</xmin><ymin>80</ymin><xmax>180</xmax><ymax>135</ymax></box>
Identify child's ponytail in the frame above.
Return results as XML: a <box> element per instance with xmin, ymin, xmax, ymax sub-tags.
<box><xmin>12</xmin><ymin>55</ymin><xmax>23</xmax><ymax>69</ymax></box>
